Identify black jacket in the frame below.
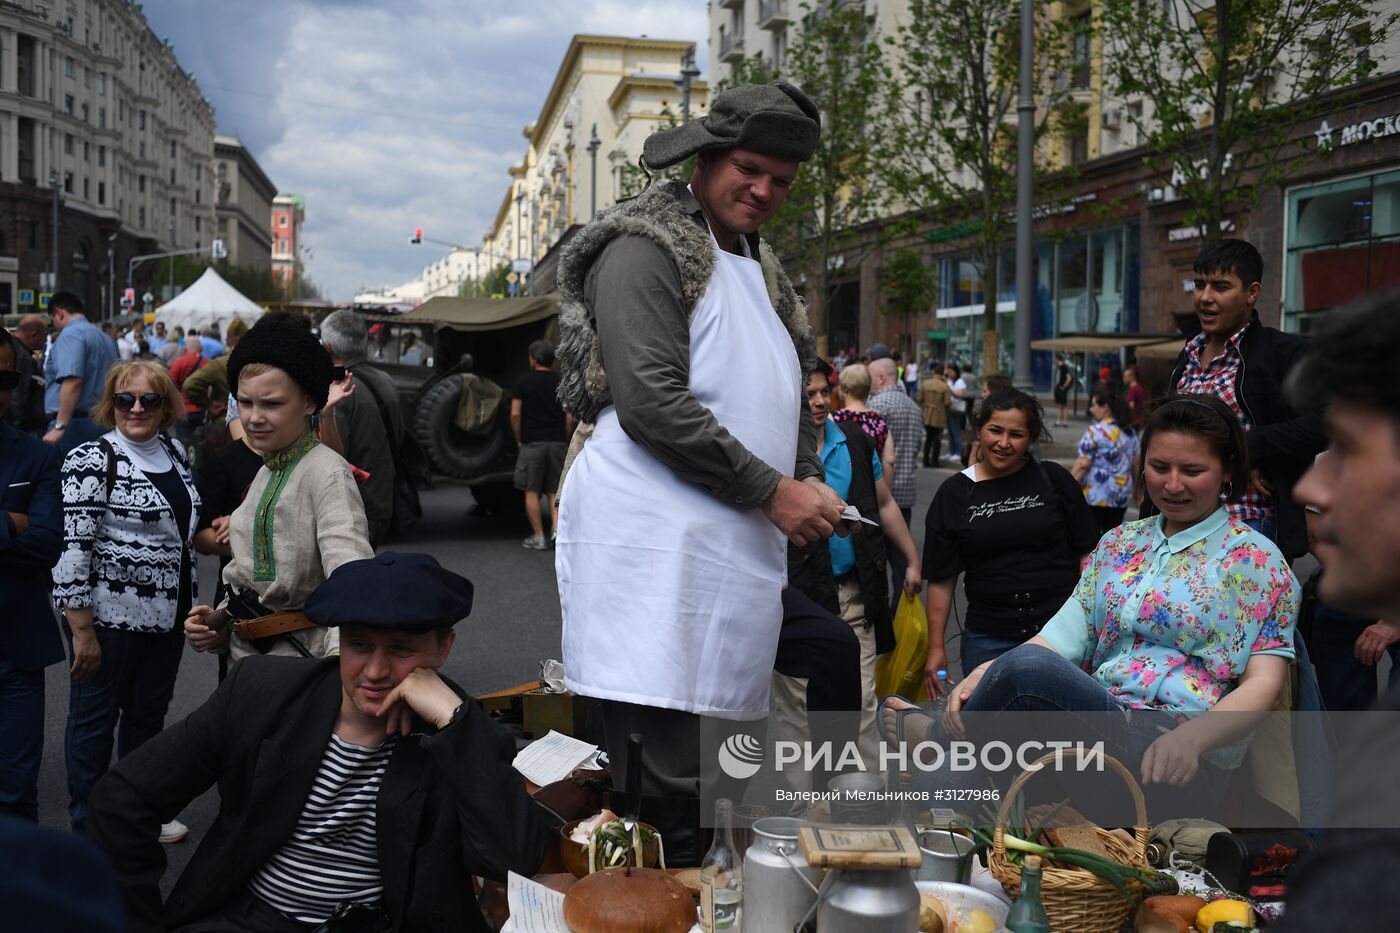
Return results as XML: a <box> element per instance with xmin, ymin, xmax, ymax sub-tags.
<box><xmin>0</xmin><ymin>421</ymin><xmax>64</xmax><ymax>671</ymax></box>
<box><xmin>1157</xmin><ymin>312</ymin><xmax>1325</xmax><ymax>560</ymax></box>
<box><xmin>788</xmin><ymin>420</ymin><xmax>893</xmax><ymax>653</ymax></box>
<box><xmin>87</xmin><ymin>656</ymin><xmax>548</xmax><ymax>933</ymax></box>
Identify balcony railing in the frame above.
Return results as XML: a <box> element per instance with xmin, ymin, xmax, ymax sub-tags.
<box><xmin>758</xmin><ymin>0</ymin><xmax>790</xmax><ymax>29</ymax></box>
<box><xmin>719</xmin><ymin>32</ymin><xmax>746</xmax><ymax>63</ymax></box>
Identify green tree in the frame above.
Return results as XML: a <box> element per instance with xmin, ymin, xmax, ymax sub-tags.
<box><xmin>774</xmin><ymin>1</ymin><xmax>888</xmax><ymax>348</ymax></box>
<box><xmin>879</xmin><ymin>247</ymin><xmax>936</xmax><ymax>350</ymax></box>
<box><xmin>878</xmin><ymin>0</ymin><xmax>1074</xmax><ymax>377</ymax></box>
<box><xmin>1100</xmin><ymin>0</ymin><xmax>1393</xmax><ymax>236</ymax></box>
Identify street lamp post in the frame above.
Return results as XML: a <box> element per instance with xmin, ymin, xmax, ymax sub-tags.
<box><xmin>587</xmin><ymin>124</ymin><xmax>601</xmax><ymax>218</ymax></box>
<box><xmin>1012</xmin><ymin>0</ymin><xmax>1035</xmax><ymax>391</ymax></box>
<box><xmin>49</xmin><ymin>170</ymin><xmax>60</xmax><ymax>293</ymax></box>
<box><xmin>676</xmin><ymin>45</ymin><xmax>701</xmax><ymax>122</ymax></box>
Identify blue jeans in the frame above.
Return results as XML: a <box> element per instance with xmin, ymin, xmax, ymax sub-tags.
<box><xmin>63</xmin><ymin>625</ymin><xmax>185</xmax><ymax>830</ymax></box>
<box><xmin>946</xmin><ymin>411</ymin><xmax>963</xmax><ymax>460</ymax></box>
<box><xmin>916</xmin><ymin>645</ymin><xmax>1229</xmax><ymax>817</ymax></box>
<box><xmin>959</xmin><ymin>628</ymin><xmax>1027</xmax><ymax>679</ymax></box>
<box><xmin>0</xmin><ymin>648</ymin><xmax>46</xmax><ymax>821</ymax></box>
<box><xmin>55</xmin><ymin>415</ymin><xmax>104</xmax><ymax>457</ymax></box>
<box><xmin>1243</xmin><ymin>517</ymin><xmax>1278</xmax><ymax>544</ymax></box>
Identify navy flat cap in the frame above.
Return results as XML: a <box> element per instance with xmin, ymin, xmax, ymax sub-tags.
<box><xmin>305</xmin><ymin>552</ymin><xmax>474</xmax><ymax>631</ymax></box>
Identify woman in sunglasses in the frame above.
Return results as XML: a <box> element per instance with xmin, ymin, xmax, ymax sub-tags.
<box><xmin>51</xmin><ymin>359</ymin><xmax>200</xmax><ymax>841</ymax></box>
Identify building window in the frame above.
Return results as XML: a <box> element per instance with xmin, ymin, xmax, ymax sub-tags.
<box><xmin>139</xmin><ymin>206</ymin><xmax>145</xmax><ymax>227</ymax></box>
<box><xmin>195</xmin><ymin>163</ymin><xmax>202</xmax><ymax>181</ymax></box>
<box><xmin>170</xmin><ymin>139</ymin><xmax>176</xmax><ymax>158</ymax></box>
<box><xmin>83</xmin><ymin>178</ymin><xmax>89</xmax><ymax>199</ymax></box>
<box><xmin>98</xmin><ymin>181</ymin><xmax>105</xmax><ymax>204</ymax></box>
<box><xmin>195</xmin><ymin>215</ymin><xmax>201</xmax><ymax>233</ymax></box>
<box><xmin>64</xmin><ymin>94</ymin><xmax>75</xmax><ymax>114</ymax></box>
<box><xmin>138</xmin><ymin>174</ymin><xmax>145</xmax><ymax>192</ymax></box>
<box><xmin>279</xmin><ymin>214</ymin><xmax>288</xmax><ymax>227</ymax></box>
<box><xmin>82</xmin><ymin>103</ymin><xmax>89</xmax><ymax>122</ymax></box>
<box><xmin>138</xmin><ymin>109</ymin><xmax>145</xmax><ymax>130</ymax></box>
<box><xmin>1284</xmin><ymin>168</ymin><xmax>1400</xmax><ymax>332</ymax></box>
<box><xmin>64</xmin><ymin>56</ymin><xmax>75</xmax><ymax>78</ymax></box>
<box><xmin>279</xmin><ymin>238</ymin><xmax>288</xmax><ymax>252</ymax></box>
<box><xmin>64</xmin><ymin>134</ymin><xmax>74</xmax><ymax>155</ymax></box>
<box><xmin>83</xmin><ymin>141</ymin><xmax>89</xmax><ymax>161</ymax></box>
<box><xmin>63</xmin><ymin>171</ymin><xmax>73</xmax><ymax>193</ymax></box>
<box><xmin>139</xmin><ymin>141</ymin><xmax>145</xmax><ymax>159</ymax></box>
<box><xmin>195</xmin><ymin>188</ymin><xmax>200</xmax><ymax>204</ymax></box>
<box><xmin>171</xmin><ymin>168</ymin><xmax>176</xmax><ymax>184</ymax></box>
<box><xmin>1070</xmin><ymin>13</ymin><xmax>1092</xmax><ymax>90</ymax></box>
<box><xmin>98</xmin><ymin>107</ymin><xmax>105</xmax><ymax>128</ymax></box>
<box><xmin>98</xmin><ymin>72</ymin><xmax>106</xmax><ymax>95</ymax></box>
<box><xmin>98</xmin><ymin>145</ymin><xmax>105</xmax><ymax>167</ymax></box>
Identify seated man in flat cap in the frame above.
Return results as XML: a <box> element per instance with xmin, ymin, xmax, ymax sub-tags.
<box><xmin>555</xmin><ymin>80</ymin><xmax>846</xmax><ymax>863</ymax></box>
<box><xmin>87</xmin><ymin>552</ymin><xmax>548</xmax><ymax>933</ymax></box>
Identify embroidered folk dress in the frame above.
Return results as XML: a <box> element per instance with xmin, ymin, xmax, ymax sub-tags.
<box><xmin>222</xmin><ymin>433</ymin><xmax>372</xmax><ymax>660</ymax></box>
<box><xmin>1039</xmin><ymin>508</ymin><xmax>1298</xmax><ymax>766</ymax></box>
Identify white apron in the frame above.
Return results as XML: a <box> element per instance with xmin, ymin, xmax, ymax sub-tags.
<box><xmin>556</xmin><ymin>235</ymin><xmax>802</xmax><ymax>716</ymax></box>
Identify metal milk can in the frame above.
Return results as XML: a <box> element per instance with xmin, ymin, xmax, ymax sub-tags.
<box><xmin>815</xmin><ymin>865</ymin><xmax>921</xmax><ymax>933</ymax></box>
<box><xmin>742</xmin><ymin>817</ymin><xmax>820</xmax><ymax>933</ymax></box>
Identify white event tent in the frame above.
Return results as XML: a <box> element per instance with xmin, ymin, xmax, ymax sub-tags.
<box><xmin>153</xmin><ymin>268</ymin><xmax>263</xmax><ymax>338</ymax></box>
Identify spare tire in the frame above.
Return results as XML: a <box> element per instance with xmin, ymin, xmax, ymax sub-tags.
<box><xmin>413</xmin><ymin>376</ymin><xmax>511</xmax><ymax>479</ymax></box>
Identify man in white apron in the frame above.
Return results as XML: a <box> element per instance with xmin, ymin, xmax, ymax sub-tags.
<box><xmin>554</xmin><ymin>82</ymin><xmax>844</xmax><ymax>862</ymax></box>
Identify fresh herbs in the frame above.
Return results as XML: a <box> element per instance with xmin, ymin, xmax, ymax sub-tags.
<box><xmin>586</xmin><ymin>820</ymin><xmax>665</xmax><ymax>874</ymax></box>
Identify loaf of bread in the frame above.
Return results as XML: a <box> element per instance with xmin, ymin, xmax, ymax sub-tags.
<box><xmin>562</xmin><ymin>867</ymin><xmax>698</xmax><ymax>933</ymax></box>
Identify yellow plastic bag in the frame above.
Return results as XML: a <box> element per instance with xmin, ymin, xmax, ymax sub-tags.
<box><xmin>874</xmin><ymin>592</ymin><xmax>929</xmax><ymax>703</ymax></box>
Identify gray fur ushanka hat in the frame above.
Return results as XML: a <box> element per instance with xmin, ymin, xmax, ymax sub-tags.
<box><xmin>642</xmin><ymin>81</ymin><xmax>821</xmax><ymax>170</ymax></box>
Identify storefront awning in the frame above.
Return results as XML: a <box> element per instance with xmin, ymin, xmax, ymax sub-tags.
<box><xmin>1030</xmin><ymin>335</ymin><xmax>1174</xmax><ymax>353</ymax></box>
<box><xmin>1132</xmin><ymin>338</ymin><xmax>1187</xmax><ymax>360</ymax></box>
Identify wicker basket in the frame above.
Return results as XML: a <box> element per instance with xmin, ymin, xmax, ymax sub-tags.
<box><xmin>989</xmin><ymin>750</ymin><xmax>1150</xmax><ymax>933</ymax></box>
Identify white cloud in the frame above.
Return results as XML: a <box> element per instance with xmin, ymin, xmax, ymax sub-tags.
<box><xmin>142</xmin><ymin>0</ymin><xmax>709</xmax><ymax>300</ymax></box>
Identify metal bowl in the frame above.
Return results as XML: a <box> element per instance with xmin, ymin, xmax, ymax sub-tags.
<box><xmin>916</xmin><ymin>880</ymin><xmax>1010</xmax><ymax>930</ymax></box>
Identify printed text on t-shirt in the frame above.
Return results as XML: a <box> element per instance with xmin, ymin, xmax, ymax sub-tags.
<box><xmin>967</xmin><ymin>494</ymin><xmax>1044</xmax><ymax>522</ymax></box>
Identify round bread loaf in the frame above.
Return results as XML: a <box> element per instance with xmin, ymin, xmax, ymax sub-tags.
<box><xmin>562</xmin><ymin>867</ymin><xmax>698</xmax><ymax>933</ymax></box>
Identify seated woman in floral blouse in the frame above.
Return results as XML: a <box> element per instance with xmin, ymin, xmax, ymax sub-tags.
<box><xmin>884</xmin><ymin>394</ymin><xmax>1298</xmax><ymax>805</ymax></box>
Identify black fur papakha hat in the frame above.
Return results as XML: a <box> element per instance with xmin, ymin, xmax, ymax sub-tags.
<box><xmin>642</xmin><ymin>81</ymin><xmax>821</xmax><ymax>170</ymax></box>
<box><xmin>228</xmin><ymin>316</ymin><xmax>334</xmax><ymax>412</ymax></box>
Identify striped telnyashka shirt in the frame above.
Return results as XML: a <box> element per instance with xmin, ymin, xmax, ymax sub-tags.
<box><xmin>249</xmin><ymin>733</ymin><xmax>398</xmax><ymax>924</ymax></box>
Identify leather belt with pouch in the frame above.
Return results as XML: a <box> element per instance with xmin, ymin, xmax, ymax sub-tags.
<box><xmin>232</xmin><ymin>611</ymin><xmax>317</xmax><ymax>643</ymax></box>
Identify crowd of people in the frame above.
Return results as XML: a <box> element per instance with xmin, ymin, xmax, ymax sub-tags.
<box><xmin>2</xmin><ymin>77</ymin><xmax>1400</xmax><ymax>931</ymax></box>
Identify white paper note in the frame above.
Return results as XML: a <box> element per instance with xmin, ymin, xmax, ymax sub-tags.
<box><xmin>841</xmin><ymin>504</ymin><xmax>880</xmax><ymax>526</ymax></box>
<box><xmin>512</xmin><ymin>729</ymin><xmax>599</xmax><ymax>787</ymax></box>
<box><xmin>500</xmin><ymin>871</ymin><xmax>569</xmax><ymax>933</ymax></box>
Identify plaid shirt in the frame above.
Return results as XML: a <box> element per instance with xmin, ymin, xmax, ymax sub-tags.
<box><xmin>1175</xmin><ymin>320</ymin><xmax>1275</xmax><ymax>525</ymax></box>
<box><xmin>868</xmin><ymin>385</ymin><xmax>924</xmax><ymax>509</ymax></box>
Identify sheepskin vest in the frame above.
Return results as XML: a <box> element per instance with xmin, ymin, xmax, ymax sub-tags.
<box><xmin>556</xmin><ymin>179</ymin><xmax>818</xmax><ymax>424</ymax></box>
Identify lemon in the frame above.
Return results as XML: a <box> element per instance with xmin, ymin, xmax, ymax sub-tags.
<box><xmin>1195</xmin><ymin>899</ymin><xmax>1252</xmax><ymax>932</ymax></box>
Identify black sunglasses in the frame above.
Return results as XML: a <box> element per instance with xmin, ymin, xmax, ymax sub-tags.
<box><xmin>0</xmin><ymin>370</ymin><xmax>21</xmax><ymax>391</ymax></box>
<box><xmin>113</xmin><ymin>391</ymin><xmax>164</xmax><ymax>412</ymax></box>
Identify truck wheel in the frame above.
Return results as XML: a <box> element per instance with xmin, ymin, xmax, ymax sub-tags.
<box><xmin>413</xmin><ymin>377</ymin><xmax>509</xmax><ymax>479</ymax></box>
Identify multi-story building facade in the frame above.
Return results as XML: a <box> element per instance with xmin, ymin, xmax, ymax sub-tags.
<box><xmin>0</xmin><ymin>0</ymin><xmax>216</xmax><ymax>317</ymax></box>
<box><xmin>270</xmin><ymin>192</ymin><xmax>304</xmax><ymax>295</ymax></box>
<box><xmin>708</xmin><ymin>0</ymin><xmax>1400</xmax><ymax>389</ymax></box>
<box><xmin>213</xmin><ymin>134</ymin><xmax>275</xmax><ymax>274</ymax></box>
<box><xmin>483</xmin><ymin>34</ymin><xmax>709</xmax><ymax>292</ymax></box>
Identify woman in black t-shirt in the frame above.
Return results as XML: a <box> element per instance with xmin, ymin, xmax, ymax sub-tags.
<box><xmin>921</xmin><ymin>389</ymin><xmax>1100</xmax><ymax>690</ymax></box>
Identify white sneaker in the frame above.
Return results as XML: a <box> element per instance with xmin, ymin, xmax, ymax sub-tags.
<box><xmin>159</xmin><ymin>819</ymin><xmax>189</xmax><ymax>844</ymax></box>
<box><xmin>522</xmin><ymin>536</ymin><xmax>547</xmax><ymax>551</ymax></box>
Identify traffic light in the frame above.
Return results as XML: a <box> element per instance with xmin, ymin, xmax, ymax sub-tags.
<box><xmin>411</xmin><ymin>227</ymin><xmax>422</xmax><ymax>245</ymax></box>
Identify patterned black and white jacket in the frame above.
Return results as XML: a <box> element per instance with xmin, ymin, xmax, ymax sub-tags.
<box><xmin>52</xmin><ymin>433</ymin><xmax>200</xmax><ymax>632</ymax></box>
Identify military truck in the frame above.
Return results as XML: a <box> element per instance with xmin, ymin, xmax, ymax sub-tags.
<box><xmin>365</xmin><ymin>294</ymin><xmax>560</xmax><ymax>515</ymax></box>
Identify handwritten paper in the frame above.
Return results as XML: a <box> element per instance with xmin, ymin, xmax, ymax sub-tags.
<box><xmin>512</xmin><ymin>730</ymin><xmax>599</xmax><ymax>787</ymax></box>
<box><xmin>500</xmin><ymin>872</ymin><xmax>569</xmax><ymax>933</ymax></box>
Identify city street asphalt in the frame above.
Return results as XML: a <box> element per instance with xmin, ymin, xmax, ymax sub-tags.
<box><xmin>30</xmin><ymin>409</ymin><xmax>1122</xmax><ymax>889</ymax></box>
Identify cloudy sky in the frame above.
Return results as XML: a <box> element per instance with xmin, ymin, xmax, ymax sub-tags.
<box><xmin>140</xmin><ymin>0</ymin><xmax>709</xmax><ymax>301</ymax></box>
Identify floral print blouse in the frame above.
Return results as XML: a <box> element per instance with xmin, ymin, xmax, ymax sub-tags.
<box><xmin>832</xmin><ymin>408</ymin><xmax>888</xmax><ymax>453</ymax></box>
<box><xmin>1040</xmin><ymin>508</ymin><xmax>1298</xmax><ymax>722</ymax></box>
<box><xmin>1077</xmin><ymin>419</ymin><xmax>1136</xmax><ymax>508</ymax></box>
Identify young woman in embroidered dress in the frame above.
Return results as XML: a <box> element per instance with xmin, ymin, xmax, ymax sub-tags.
<box><xmin>53</xmin><ymin>361</ymin><xmax>200</xmax><ymax>839</ymax></box>
<box><xmin>182</xmin><ymin>318</ymin><xmax>371</xmax><ymax>662</ymax></box>
<box><xmin>884</xmin><ymin>393</ymin><xmax>1299</xmax><ymax>809</ymax></box>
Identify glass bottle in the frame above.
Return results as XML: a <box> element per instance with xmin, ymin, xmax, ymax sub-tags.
<box><xmin>1005</xmin><ymin>854</ymin><xmax>1051</xmax><ymax>933</ymax></box>
<box><xmin>699</xmin><ymin>798</ymin><xmax>743</xmax><ymax>931</ymax></box>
